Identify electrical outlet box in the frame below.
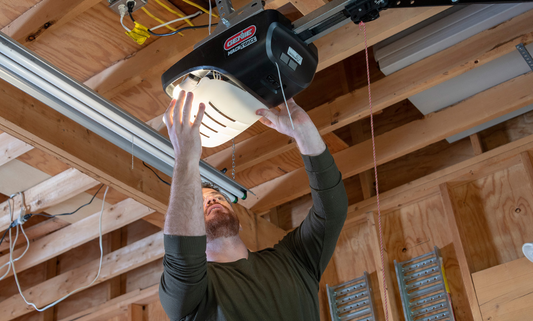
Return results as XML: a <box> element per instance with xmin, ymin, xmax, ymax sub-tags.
<box><xmin>108</xmin><ymin>0</ymin><xmax>148</xmax><ymax>15</ymax></box>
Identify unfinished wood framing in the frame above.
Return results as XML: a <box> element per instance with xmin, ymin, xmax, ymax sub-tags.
<box><xmin>1</xmin><ymin>3</ymin><xmax>533</xmax><ymax>321</ymax></box>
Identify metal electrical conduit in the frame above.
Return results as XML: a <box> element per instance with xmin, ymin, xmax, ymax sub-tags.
<box><xmin>0</xmin><ymin>32</ymin><xmax>250</xmax><ymax>203</ymax></box>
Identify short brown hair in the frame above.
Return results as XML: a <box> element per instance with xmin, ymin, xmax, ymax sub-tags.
<box><xmin>201</xmin><ymin>182</ymin><xmax>232</xmax><ymax>203</ymax></box>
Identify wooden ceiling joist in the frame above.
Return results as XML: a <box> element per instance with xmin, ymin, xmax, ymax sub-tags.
<box><xmin>58</xmin><ymin>284</ymin><xmax>159</xmax><ymax>321</ymax></box>
<box><xmin>0</xmin><ymin>217</ymin><xmax>69</xmax><ymax>253</ymax></box>
<box><xmin>0</xmin><ymin>133</ymin><xmax>33</xmax><ymax>168</ymax></box>
<box><xmin>0</xmin><ymin>168</ymin><xmax>99</xmax><ymax>231</ymax></box>
<box><xmin>345</xmin><ymin>133</ymin><xmax>533</xmax><ymax>226</ymax></box>
<box><xmin>0</xmin><ymin>198</ymin><xmax>154</xmax><ymax>279</ymax></box>
<box><xmin>204</xmin><ymin>10</ymin><xmax>533</xmax><ymax>173</ymax></box>
<box><xmin>1</xmin><ymin>0</ymin><xmax>102</xmax><ymax>45</ymax></box>
<box><xmin>0</xmin><ymin>231</ymin><xmax>164</xmax><ymax>321</ymax></box>
<box><xmin>243</xmin><ymin>71</ymin><xmax>533</xmax><ymax>212</ymax></box>
<box><xmin>0</xmin><ymin>74</ymin><xmax>284</xmax><ymax>253</ymax></box>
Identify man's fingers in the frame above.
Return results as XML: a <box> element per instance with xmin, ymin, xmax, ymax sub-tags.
<box><xmin>192</xmin><ymin>103</ymin><xmax>206</xmax><ymax>129</ymax></box>
<box><xmin>258</xmin><ymin>116</ymin><xmax>275</xmax><ymax>129</ymax></box>
<box><xmin>256</xmin><ymin>108</ymin><xmax>278</xmax><ymax>125</ymax></box>
<box><xmin>181</xmin><ymin>92</ymin><xmax>194</xmax><ymax>125</ymax></box>
<box><xmin>174</xmin><ymin>90</ymin><xmax>186</xmax><ymax>125</ymax></box>
<box><xmin>164</xmin><ymin>99</ymin><xmax>177</xmax><ymax>128</ymax></box>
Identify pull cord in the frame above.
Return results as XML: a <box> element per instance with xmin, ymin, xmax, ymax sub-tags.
<box><xmin>359</xmin><ymin>20</ymin><xmax>390</xmax><ymax>321</ymax></box>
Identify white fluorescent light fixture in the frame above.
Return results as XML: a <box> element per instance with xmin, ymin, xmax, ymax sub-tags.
<box><xmin>0</xmin><ymin>31</ymin><xmax>251</xmax><ymax>203</ymax></box>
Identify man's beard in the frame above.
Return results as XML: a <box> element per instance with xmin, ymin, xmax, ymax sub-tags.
<box><xmin>205</xmin><ymin>207</ymin><xmax>239</xmax><ymax>242</ymax></box>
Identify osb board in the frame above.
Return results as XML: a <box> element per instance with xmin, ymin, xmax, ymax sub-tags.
<box><xmin>472</xmin><ymin>257</ymin><xmax>533</xmax><ymax>321</ymax></box>
<box><xmin>452</xmin><ymin>164</ymin><xmax>533</xmax><ymax>273</ymax></box>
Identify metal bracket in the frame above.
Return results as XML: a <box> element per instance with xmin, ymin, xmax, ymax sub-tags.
<box><xmin>194</xmin><ymin>0</ymin><xmax>264</xmax><ymax>49</ymax></box>
<box><xmin>326</xmin><ymin>272</ymin><xmax>377</xmax><ymax>321</ymax></box>
<box><xmin>516</xmin><ymin>43</ymin><xmax>533</xmax><ymax>71</ymax></box>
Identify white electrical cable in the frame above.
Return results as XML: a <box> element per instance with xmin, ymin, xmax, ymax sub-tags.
<box><xmin>151</xmin><ymin>11</ymin><xmax>203</xmax><ymax>30</ymax></box>
<box><xmin>208</xmin><ymin>0</ymin><xmax>212</xmax><ymax>35</ymax></box>
<box><xmin>0</xmin><ymin>196</ymin><xmax>31</xmax><ymax>281</ymax></box>
<box><xmin>10</xmin><ymin>186</ymin><xmax>110</xmax><ymax>311</ymax></box>
<box><xmin>274</xmin><ymin>62</ymin><xmax>294</xmax><ymax>130</ymax></box>
<box><xmin>118</xmin><ymin>4</ymin><xmax>132</xmax><ymax>32</ymax></box>
<box><xmin>120</xmin><ymin>14</ymin><xmax>132</xmax><ymax>32</ymax></box>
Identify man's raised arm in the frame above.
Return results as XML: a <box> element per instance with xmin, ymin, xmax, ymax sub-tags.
<box><xmin>256</xmin><ymin>99</ymin><xmax>348</xmax><ymax>280</ymax></box>
<box><xmin>159</xmin><ymin>91</ymin><xmax>208</xmax><ymax>320</ymax></box>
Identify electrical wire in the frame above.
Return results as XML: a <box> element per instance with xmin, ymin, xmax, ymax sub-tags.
<box><xmin>43</xmin><ymin>184</ymin><xmax>105</xmax><ymax>218</ymax></box>
<box><xmin>149</xmin><ymin>23</ymin><xmax>217</xmax><ymax>37</ymax></box>
<box><xmin>128</xmin><ymin>4</ymin><xmax>216</xmax><ymax>37</ymax></box>
<box><xmin>143</xmin><ymin>161</ymin><xmax>171</xmax><ymax>186</ymax></box>
<box><xmin>182</xmin><ymin>0</ymin><xmax>219</xmax><ymax>18</ymax></box>
<box><xmin>151</xmin><ymin>11</ymin><xmax>202</xmax><ymax>30</ymax></box>
<box><xmin>10</xmin><ymin>186</ymin><xmax>110</xmax><ymax>311</ymax></box>
<box><xmin>155</xmin><ymin>0</ymin><xmax>195</xmax><ymax>27</ymax></box>
<box><xmin>120</xmin><ymin>13</ymin><xmax>132</xmax><ymax>32</ymax></box>
<box><xmin>141</xmin><ymin>7</ymin><xmax>179</xmax><ymax>32</ymax></box>
<box><xmin>0</xmin><ymin>198</ymin><xmax>31</xmax><ymax>281</ymax></box>
<box><xmin>208</xmin><ymin>0</ymin><xmax>212</xmax><ymax>35</ymax></box>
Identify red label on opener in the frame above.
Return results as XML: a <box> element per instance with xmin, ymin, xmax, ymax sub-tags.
<box><xmin>224</xmin><ymin>25</ymin><xmax>256</xmax><ymax>51</ymax></box>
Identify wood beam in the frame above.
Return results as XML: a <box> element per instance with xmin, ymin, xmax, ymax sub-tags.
<box><xmin>204</xmin><ymin>11</ymin><xmax>533</xmax><ymax>174</ymax></box>
<box><xmin>1</xmin><ymin>0</ymin><xmax>102</xmax><ymax>45</ymax></box>
<box><xmin>345</xmin><ymin>133</ymin><xmax>533</xmax><ymax>227</ymax></box>
<box><xmin>290</xmin><ymin>0</ymin><xmax>327</xmax><ymax>15</ymax></box>
<box><xmin>0</xmin><ymin>168</ymin><xmax>99</xmax><ymax>231</ymax></box>
<box><xmin>366</xmin><ymin>211</ymin><xmax>399</xmax><ymax>321</ymax></box>
<box><xmin>0</xmin><ymin>75</ymin><xmax>285</xmax><ymax>251</ymax></box>
<box><xmin>0</xmin><ymin>198</ymin><xmax>154</xmax><ymax>279</ymax></box>
<box><xmin>242</xmin><ymin>71</ymin><xmax>533</xmax><ymax>212</ymax></box>
<box><xmin>0</xmin><ymin>217</ymin><xmax>69</xmax><ymax>252</ymax></box>
<box><xmin>469</xmin><ymin>133</ymin><xmax>484</xmax><ymax>156</ymax></box>
<box><xmin>128</xmin><ymin>304</ymin><xmax>144</xmax><ymax>321</ymax></box>
<box><xmin>439</xmin><ymin>183</ymin><xmax>482</xmax><ymax>321</ymax></box>
<box><xmin>0</xmin><ymin>133</ymin><xmax>33</xmax><ymax>167</ymax></box>
<box><xmin>58</xmin><ymin>285</ymin><xmax>159</xmax><ymax>321</ymax></box>
<box><xmin>0</xmin><ymin>231</ymin><xmax>164</xmax><ymax>321</ymax></box>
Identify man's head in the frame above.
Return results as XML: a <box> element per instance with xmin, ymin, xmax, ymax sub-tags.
<box><xmin>201</xmin><ymin>182</ymin><xmax>240</xmax><ymax>242</ymax></box>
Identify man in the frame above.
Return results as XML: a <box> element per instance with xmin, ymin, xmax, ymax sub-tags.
<box><xmin>160</xmin><ymin>90</ymin><xmax>348</xmax><ymax>321</ymax></box>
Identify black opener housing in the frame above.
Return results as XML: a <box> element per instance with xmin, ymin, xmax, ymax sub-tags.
<box><xmin>162</xmin><ymin>10</ymin><xmax>319</xmax><ymax>108</ymax></box>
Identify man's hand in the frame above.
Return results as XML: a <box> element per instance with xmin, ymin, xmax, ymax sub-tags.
<box><xmin>256</xmin><ymin>99</ymin><xmax>326</xmax><ymax>156</ymax></box>
<box><xmin>164</xmin><ymin>91</ymin><xmax>205</xmax><ymax>163</ymax></box>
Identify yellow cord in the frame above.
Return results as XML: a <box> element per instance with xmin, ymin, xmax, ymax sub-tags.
<box><xmin>182</xmin><ymin>0</ymin><xmax>219</xmax><ymax>18</ymax></box>
<box><xmin>155</xmin><ymin>0</ymin><xmax>195</xmax><ymax>27</ymax></box>
<box><xmin>140</xmin><ymin>7</ymin><xmax>184</xmax><ymax>36</ymax></box>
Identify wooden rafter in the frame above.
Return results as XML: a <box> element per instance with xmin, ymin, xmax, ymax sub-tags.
<box><xmin>0</xmin><ymin>231</ymin><xmax>163</xmax><ymax>321</ymax></box>
<box><xmin>0</xmin><ymin>198</ymin><xmax>154</xmax><ymax>279</ymax></box>
<box><xmin>204</xmin><ymin>11</ymin><xmax>533</xmax><ymax>173</ymax></box>
<box><xmin>0</xmin><ymin>133</ymin><xmax>33</xmax><ymax>168</ymax></box>
<box><xmin>1</xmin><ymin>0</ymin><xmax>102</xmax><ymax>45</ymax></box>
<box><xmin>0</xmin><ymin>168</ymin><xmax>99</xmax><ymax>232</ymax></box>
<box><xmin>242</xmin><ymin>71</ymin><xmax>533</xmax><ymax>212</ymax></box>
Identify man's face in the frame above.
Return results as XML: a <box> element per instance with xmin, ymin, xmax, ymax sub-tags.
<box><xmin>202</xmin><ymin>188</ymin><xmax>239</xmax><ymax>242</ymax></box>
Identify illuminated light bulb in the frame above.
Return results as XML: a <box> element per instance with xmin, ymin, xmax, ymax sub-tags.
<box><xmin>166</xmin><ymin>77</ymin><xmax>263</xmax><ymax>148</ymax></box>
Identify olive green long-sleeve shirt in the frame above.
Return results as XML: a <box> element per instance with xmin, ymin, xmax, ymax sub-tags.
<box><xmin>160</xmin><ymin>147</ymin><xmax>348</xmax><ymax>321</ymax></box>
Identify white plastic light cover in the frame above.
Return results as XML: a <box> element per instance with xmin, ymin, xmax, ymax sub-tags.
<box><xmin>173</xmin><ymin>77</ymin><xmax>263</xmax><ymax>148</ymax></box>
<box><xmin>524</xmin><ymin>243</ymin><xmax>533</xmax><ymax>263</ymax></box>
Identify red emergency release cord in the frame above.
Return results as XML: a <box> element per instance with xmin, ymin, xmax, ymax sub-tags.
<box><xmin>359</xmin><ymin>21</ymin><xmax>390</xmax><ymax>321</ymax></box>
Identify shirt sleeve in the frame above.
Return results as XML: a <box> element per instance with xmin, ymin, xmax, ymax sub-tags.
<box><xmin>275</xmin><ymin>147</ymin><xmax>348</xmax><ymax>281</ymax></box>
<box><xmin>159</xmin><ymin>235</ymin><xmax>208</xmax><ymax>320</ymax></box>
